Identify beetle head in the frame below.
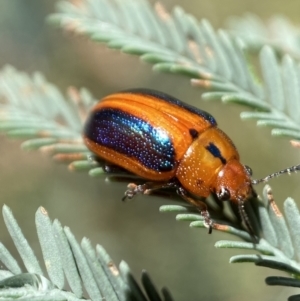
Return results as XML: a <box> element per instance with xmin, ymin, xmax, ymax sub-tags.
<box><xmin>214</xmin><ymin>159</ymin><xmax>254</xmax><ymax>204</ymax></box>
<box><xmin>214</xmin><ymin>159</ymin><xmax>257</xmax><ymax>237</ymax></box>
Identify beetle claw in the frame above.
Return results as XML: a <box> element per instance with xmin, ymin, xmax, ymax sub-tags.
<box><xmin>144</xmin><ymin>189</ymin><xmax>151</xmax><ymax>195</ymax></box>
<box><xmin>203</xmin><ymin>219</ymin><xmax>213</xmax><ymax>234</ymax></box>
<box><xmin>122</xmin><ymin>183</ymin><xmax>136</xmax><ymax>201</ymax></box>
<box><xmin>201</xmin><ymin>210</ymin><xmax>214</xmax><ymax>234</ymax></box>
<box><xmin>123</xmin><ymin>183</ymin><xmax>148</xmax><ymax>201</ymax></box>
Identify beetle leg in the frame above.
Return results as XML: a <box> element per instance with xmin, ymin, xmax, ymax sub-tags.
<box><xmin>122</xmin><ymin>181</ymin><xmax>176</xmax><ymax>201</ymax></box>
<box><xmin>177</xmin><ymin>186</ymin><xmax>213</xmax><ymax>234</ymax></box>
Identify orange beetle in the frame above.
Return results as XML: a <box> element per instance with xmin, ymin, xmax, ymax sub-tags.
<box><xmin>83</xmin><ymin>89</ymin><xmax>299</xmax><ymax>233</ymax></box>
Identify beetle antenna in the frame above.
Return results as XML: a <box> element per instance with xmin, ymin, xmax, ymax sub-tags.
<box><xmin>251</xmin><ymin>164</ymin><xmax>300</xmax><ymax>185</ymax></box>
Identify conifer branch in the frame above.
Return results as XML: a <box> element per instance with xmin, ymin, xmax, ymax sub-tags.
<box><xmin>0</xmin><ymin>65</ymin><xmax>95</xmax><ymax>166</ymax></box>
<box><xmin>48</xmin><ymin>0</ymin><xmax>300</xmax><ymax>140</ymax></box>
<box><xmin>161</xmin><ymin>184</ymin><xmax>300</xmax><ymax>299</ymax></box>
<box><xmin>0</xmin><ymin>1</ymin><xmax>300</xmax><ymax>300</ymax></box>
<box><xmin>226</xmin><ymin>13</ymin><xmax>300</xmax><ymax>60</ymax></box>
<box><xmin>0</xmin><ymin>205</ymin><xmax>174</xmax><ymax>301</ymax></box>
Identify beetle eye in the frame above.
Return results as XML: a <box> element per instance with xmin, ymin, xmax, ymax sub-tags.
<box><xmin>244</xmin><ymin>165</ymin><xmax>253</xmax><ymax>176</ymax></box>
<box><xmin>218</xmin><ymin>187</ymin><xmax>231</xmax><ymax>201</ymax></box>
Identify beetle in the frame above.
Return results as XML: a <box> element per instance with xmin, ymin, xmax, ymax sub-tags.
<box><xmin>83</xmin><ymin>88</ymin><xmax>300</xmax><ymax>234</ymax></box>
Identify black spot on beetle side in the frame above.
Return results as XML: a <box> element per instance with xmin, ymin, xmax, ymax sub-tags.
<box><xmin>205</xmin><ymin>142</ymin><xmax>227</xmax><ymax>165</ymax></box>
<box><xmin>189</xmin><ymin>128</ymin><xmax>199</xmax><ymax>139</ymax></box>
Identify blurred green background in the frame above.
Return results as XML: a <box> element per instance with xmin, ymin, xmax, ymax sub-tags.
<box><xmin>1</xmin><ymin>0</ymin><xmax>300</xmax><ymax>300</ymax></box>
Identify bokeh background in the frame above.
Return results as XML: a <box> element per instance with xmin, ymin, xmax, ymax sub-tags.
<box><xmin>1</xmin><ymin>1</ymin><xmax>300</xmax><ymax>300</ymax></box>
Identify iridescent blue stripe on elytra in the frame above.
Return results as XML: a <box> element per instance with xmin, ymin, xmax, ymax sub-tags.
<box><xmin>122</xmin><ymin>88</ymin><xmax>217</xmax><ymax>126</ymax></box>
<box><xmin>84</xmin><ymin>108</ymin><xmax>176</xmax><ymax>172</ymax></box>
<box><xmin>205</xmin><ymin>142</ymin><xmax>226</xmax><ymax>164</ymax></box>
